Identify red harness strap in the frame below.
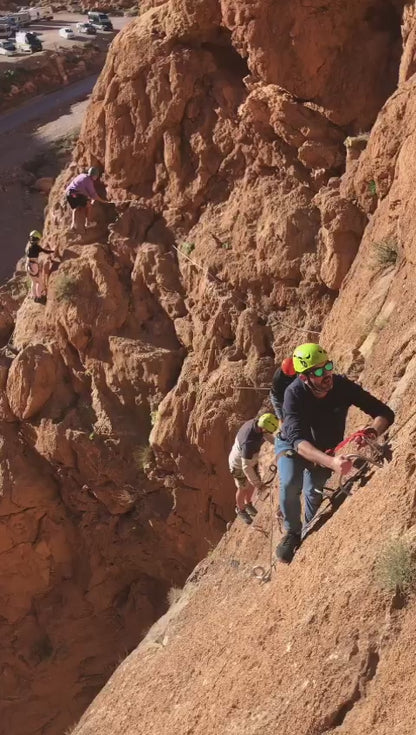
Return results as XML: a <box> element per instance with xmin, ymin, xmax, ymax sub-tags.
<box><xmin>326</xmin><ymin>430</ymin><xmax>368</xmax><ymax>456</ymax></box>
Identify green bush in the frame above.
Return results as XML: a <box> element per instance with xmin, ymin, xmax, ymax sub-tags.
<box><xmin>54</xmin><ymin>274</ymin><xmax>78</xmax><ymax>302</ymax></box>
<box><xmin>150</xmin><ymin>409</ymin><xmax>160</xmax><ymax>426</ymax></box>
<box><xmin>133</xmin><ymin>444</ymin><xmax>153</xmax><ymax>471</ymax></box>
<box><xmin>181</xmin><ymin>242</ymin><xmax>195</xmax><ymax>256</ymax></box>
<box><xmin>372</xmin><ymin>240</ymin><xmax>398</xmax><ymax>268</ymax></box>
<box><xmin>344</xmin><ymin>132</ymin><xmax>370</xmax><ymax>149</ymax></box>
<box><xmin>375</xmin><ymin>538</ymin><xmax>416</xmax><ymax>594</ymax></box>
<box><xmin>0</xmin><ymin>68</ymin><xmax>26</xmax><ymax>94</ymax></box>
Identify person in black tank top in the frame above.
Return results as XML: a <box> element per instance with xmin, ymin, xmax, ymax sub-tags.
<box><xmin>25</xmin><ymin>230</ymin><xmax>53</xmax><ymax>304</ymax></box>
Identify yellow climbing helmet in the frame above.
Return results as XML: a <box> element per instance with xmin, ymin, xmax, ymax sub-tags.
<box><xmin>29</xmin><ymin>230</ymin><xmax>42</xmax><ymax>240</ymax></box>
<box><xmin>293</xmin><ymin>343</ymin><xmax>328</xmax><ymax>373</ymax></box>
<box><xmin>257</xmin><ymin>413</ymin><xmax>280</xmax><ymax>433</ymax></box>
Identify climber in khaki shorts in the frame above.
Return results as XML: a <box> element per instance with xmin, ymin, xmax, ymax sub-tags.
<box><xmin>228</xmin><ymin>413</ymin><xmax>280</xmax><ymax>525</ymax></box>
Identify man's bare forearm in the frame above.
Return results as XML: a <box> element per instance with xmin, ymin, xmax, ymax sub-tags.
<box><xmin>370</xmin><ymin>416</ymin><xmax>391</xmax><ymax>436</ymax></box>
<box><xmin>296</xmin><ymin>440</ymin><xmax>335</xmax><ymax>470</ymax></box>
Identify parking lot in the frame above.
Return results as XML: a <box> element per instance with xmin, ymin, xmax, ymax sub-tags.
<box><xmin>0</xmin><ymin>11</ymin><xmax>131</xmax><ymax>65</ymax></box>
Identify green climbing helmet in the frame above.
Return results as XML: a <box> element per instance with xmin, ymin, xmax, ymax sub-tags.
<box><xmin>88</xmin><ymin>166</ymin><xmax>100</xmax><ymax>178</ymax></box>
<box><xmin>293</xmin><ymin>343</ymin><xmax>328</xmax><ymax>374</ymax></box>
<box><xmin>29</xmin><ymin>230</ymin><xmax>42</xmax><ymax>240</ymax></box>
<box><xmin>257</xmin><ymin>413</ymin><xmax>280</xmax><ymax>433</ymax></box>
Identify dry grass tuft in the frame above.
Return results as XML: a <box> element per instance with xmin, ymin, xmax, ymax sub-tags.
<box><xmin>375</xmin><ymin>538</ymin><xmax>416</xmax><ymax>594</ymax></box>
<box><xmin>167</xmin><ymin>586</ymin><xmax>182</xmax><ymax>607</ymax></box>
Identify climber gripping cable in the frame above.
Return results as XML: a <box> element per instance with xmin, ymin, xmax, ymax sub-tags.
<box><xmin>275</xmin><ymin>343</ymin><xmax>394</xmax><ymax>563</ymax></box>
<box><xmin>65</xmin><ymin>166</ymin><xmax>111</xmax><ymax>233</ymax></box>
<box><xmin>229</xmin><ymin>413</ymin><xmax>280</xmax><ymax>525</ymax></box>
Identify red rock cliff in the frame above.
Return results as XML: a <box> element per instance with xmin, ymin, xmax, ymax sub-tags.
<box><xmin>0</xmin><ymin>0</ymin><xmax>413</xmax><ymax>733</ymax></box>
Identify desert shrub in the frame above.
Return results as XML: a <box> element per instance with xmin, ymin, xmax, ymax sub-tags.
<box><xmin>54</xmin><ymin>274</ymin><xmax>79</xmax><ymax>302</ymax></box>
<box><xmin>150</xmin><ymin>409</ymin><xmax>160</xmax><ymax>426</ymax></box>
<box><xmin>124</xmin><ymin>6</ymin><xmax>139</xmax><ymax>15</ymax></box>
<box><xmin>374</xmin><ymin>538</ymin><xmax>416</xmax><ymax>594</ymax></box>
<box><xmin>181</xmin><ymin>242</ymin><xmax>195</xmax><ymax>256</ymax></box>
<box><xmin>344</xmin><ymin>132</ymin><xmax>370</xmax><ymax>149</ymax></box>
<box><xmin>167</xmin><ymin>586</ymin><xmax>182</xmax><ymax>607</ymax></box>
<box><xmin>133</xmin><ymin>443</ymin><xmax>153</xmax><ymax>470</ymax></box>
<box><xmin>372</xmin><ymin>240</ymin><xmax>398</xmax><ymax>268</ymax></box>
<box><xmin>0</xmin><ymin>68</ymin><xmax>27</xmax><ymax>94</ymax></box>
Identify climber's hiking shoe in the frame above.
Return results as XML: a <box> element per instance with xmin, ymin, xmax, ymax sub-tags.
<box><xmin>245</xmin><ymin>503</ymin><xmax>258</xmax><ymax>517</ymax></box>
<box><xmin>275</xmin><ymin>532</ymin><xmax>301</xmax><ymax>564</ymax></box>
<box><xmin>236</xmin><ymin>508</ymin><xmax>253</xmax><ymax>525</ymax></box>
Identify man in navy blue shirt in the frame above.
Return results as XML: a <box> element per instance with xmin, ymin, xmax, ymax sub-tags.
<box><xmin>275</xmin><ymin>343</ymin><xmax>394</xmax><ymax>563</ymax></box>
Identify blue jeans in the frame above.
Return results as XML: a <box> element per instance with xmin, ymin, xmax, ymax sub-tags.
<box><xmin>275</xmin><ymin>437</ymin><xmax>331</xmax><ymax>536</ymax></box>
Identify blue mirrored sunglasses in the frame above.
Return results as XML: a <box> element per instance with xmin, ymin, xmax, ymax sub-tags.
<box><xmin>308</xmin><ymin>360</ymin><xmax>334</xmax><ymax>378</ymax></box>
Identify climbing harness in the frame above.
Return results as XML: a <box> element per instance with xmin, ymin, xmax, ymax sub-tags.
<box><xmin>262</xmin><ymin>463</ymin><xmax>277</xmax><ymax>488</ymax></box>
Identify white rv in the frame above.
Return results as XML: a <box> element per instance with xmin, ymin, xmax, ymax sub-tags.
<box><xmin>0</xmin><ymin>10</ymin><xmax>31</xmax><ymax>27</ymax></box>
<box><xmin>16</xmin><ymin>10</ymin><xmax>31</xmax><ymax>26</ymax></box>
<box><xmin>40</xmin><ymin>6</ymin><xmax>54</xmax><ymax>20</ymax></box>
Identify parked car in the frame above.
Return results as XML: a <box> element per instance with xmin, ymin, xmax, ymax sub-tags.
<box><xmin>0</xmin><ymin>39</ymin><xmax>16</xmax><ymax>55</ymax></box>
<box><xmin>15</xmin><ymin>30</ymin><xmax>42</xmax><ymax>52</ymax></box>
<box><xmin>59</xmin><ymin>26</ymin><xmax>75</xmax><ymax>39</ymax></box>
<box><xmin>87</xmin><ymin>11</ymin><xmax>113</xmax><ymax>31</ymax></box>
<box><xmin>76</xmin><ymin>22</ymin><xmax>97</xmax><ymax>35</ymax></box>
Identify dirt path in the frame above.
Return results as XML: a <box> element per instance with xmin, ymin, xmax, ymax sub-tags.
<box><xmin>0</xmin><ymin>77</ymin><xmax>94</xmax><ymax>281</ymax></box>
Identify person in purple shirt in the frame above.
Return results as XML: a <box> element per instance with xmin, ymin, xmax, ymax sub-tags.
<box><xmin>66</xmin><ymin>167</ymin><xmax>110</xmax><ymax>231</ymax></box>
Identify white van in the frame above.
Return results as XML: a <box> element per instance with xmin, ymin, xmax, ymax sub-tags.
<box><xmin>16</xmin><ymin>10</ymin><xmax>31</xmax><ymax>27</ymax></box>
<box><xmin>22</xmin><ymin>6</ymin><xmax>54</xmax><ymax>21</ymax></box>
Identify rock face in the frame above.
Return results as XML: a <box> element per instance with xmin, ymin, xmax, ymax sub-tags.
<box><xmin>0</xmin><ymin>0</ymin><xmax>415</xmax><ymax>734</ymax></box>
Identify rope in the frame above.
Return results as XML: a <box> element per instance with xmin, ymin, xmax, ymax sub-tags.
<box><xmin>268</xmin><ymin>481</ymin><xmax>275</xmax><ymax>580</ymax></box>
<box><xmin>234</xmin><ymin>386</ymin><xmax>271</xmax><ymax>391</ymax></box>
<box><xmin>172</xmin><ymin>241</ymin><xmax>321</xmax><ymax>336</ymax></box>
<box><xmin>387</xmin><ymin>407</ymin><xmax>416</xmax><ymax>443</ymax></box>
<box><xmin>252</xmin><ymin>464</ymin><xmax>278</xmax><ymax>583</ymax></box>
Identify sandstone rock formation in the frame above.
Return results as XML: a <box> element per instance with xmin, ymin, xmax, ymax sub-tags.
<box><xmin>0</xmin><ymin>0</ymin><xmax>415</xmax><ymax>733</ymax></box>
